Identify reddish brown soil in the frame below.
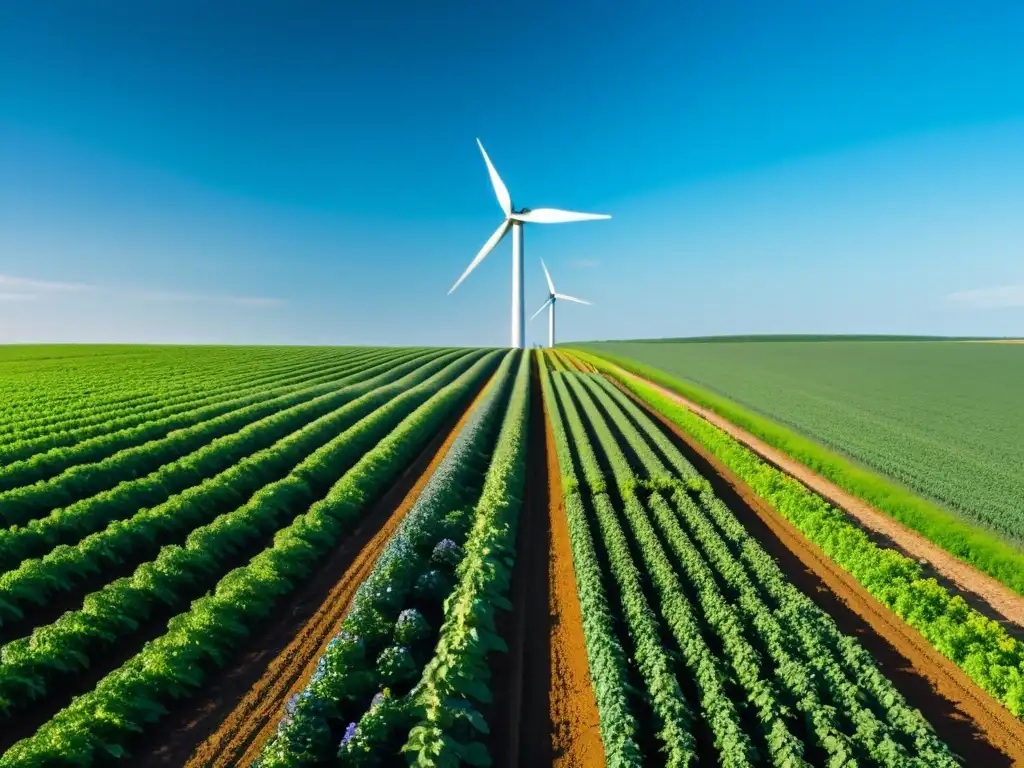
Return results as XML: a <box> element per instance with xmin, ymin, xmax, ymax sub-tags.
<box><xmin>616</xmin><ymin>368</ymin><xmax>1024</xmax><ymax>632</ymax></box>
<box><xmin>136</xmin><ymin>376</ymin><xmax>494</xmax><ymax>768</ymax></box>
<box><xmin>542</xmin><ymin>377</ymin><xmax>606</xmax><ymax>768</ymax></box>
<box><xmin>606</xmin><ymin>373</ymin><xmax>1024</xmax><ymax>765</ymax></box>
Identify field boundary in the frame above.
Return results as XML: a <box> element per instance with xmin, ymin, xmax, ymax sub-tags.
<box><xmin>566</xmin><ymin>347</ymin><xmax>1024</xmax><ymax>600</ymax></box>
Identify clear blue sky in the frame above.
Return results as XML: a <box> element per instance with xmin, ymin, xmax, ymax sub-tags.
<box><xmin>2</xmin><ymin>1</ymin><xmax>1023</xmax><ymax>345</ymax></box>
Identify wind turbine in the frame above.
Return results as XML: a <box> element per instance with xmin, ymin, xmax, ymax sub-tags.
<box><xmin>447</xmin><ymin>139</ymin><xmax>610</xmax><ymax>349</ymax></box>
<box><xmin>530</xmin><ymin>259</ymin><xmax>591</xmax><ymax>348</ymax></box>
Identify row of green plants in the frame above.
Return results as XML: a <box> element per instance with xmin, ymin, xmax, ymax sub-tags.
<box><xmin>0</xmin><ymin>351</ymin><xmax>492</xmax><ymax>719</ymax></box>
<box><xmin>549</xmin><ymin>369</ymin><xmax>697</xmax><ymax>768</ymax></box>
<box><xmin>0</xmin><ymin>350</ymin><xmax>464</xmax><ymax>631</ymax></box>
<box><xmin>575</xmin><ymin>352</ymin><xmax>1024</xmax><ymax>718</ymax></box>
<box><xmin>0</xmin><ymin>348</ymin><xmax>300</xmax><ymax>434</ymax></box>
<box><xmin>585</xmin><ymin>370</ymin><xmax>960</xmax><ymax>763</ymax></box>
<box><xmin>570</xmin><ymin>374</ymin><xmax>803</xmax><ymax>767</ymax></box>
<box><xmin>400</xmin><ymin>350</ymin><xmax>530</xmax><ymax>767</ymax></box>
<box><xmin>0</xmin><ymin>347</ymin><xmax>390</xmax><ymax>451</ymax></box>
<box><xmin>255</xmin><ymin>350</ymin><xmax>517</xmax><ymax>766</ymax></box>
<box><xmin>0</xmin><ymin>350</ymin><xmax>500</xmax><ymax>766</ymax></box>
<box><xmin>0</xmin><ymin>349</ymin><xmax>443</xmax><ymax>574</ymax></box>
<box><xmin>568</xmin><ymin>347</ymin><xmax>1024</xmax><ymax>598</ymax></box>
<box><xmin>670</xmin><ymin>490</ymin><xmax>955</xmax><ymax>764</ymax></box>
<box><xmin>554</xmin><ymin>365</ymin><xmax>962</xmax><ymax>765</ymax></box>
<box><xmin>0</xmin><ymin>348</ymin><xmax>417</xmax><ymax>489</ymax></box>
<box><xmin>573</xmin><ymin>374</ymin><xmax>855</xmax><ymax>765</ymax></box>
<box><xmin>0</xmin><ymin>347</ymin><xmax>354</xmax><ymax>435</ymax></box>
<box><xmin>539</xmin><ymin>360</ymin><xmax>644</xmax><ymax>768</ymax></box>
<box><xmin>0</xmin><ymin>349</ymin><xmax>442</xmax><ymax>528</ymax></box>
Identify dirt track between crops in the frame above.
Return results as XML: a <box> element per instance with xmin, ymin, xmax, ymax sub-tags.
<box><xmin>611</xmin><ymin>366</ymin><xmax>1024</xmax><ymax>633</ymax></box>
<box><xmin>605</xmin><ymin>370</ymin><xmax>1024</xmax><ymax>765</ymax></box>
<box><xmin>488</xmin><ymin>356</ymin><xmax>605</xmax><ymax>768</ymax></box>
<box><xmin>542</xmin><ymin>365</ymin><xmax>605</xmax><ymax>767</ymax></box>
<box><xmin>137</xmin><ymin>375</ymin><xmax>494</xmax><ymax>768</ymax></box>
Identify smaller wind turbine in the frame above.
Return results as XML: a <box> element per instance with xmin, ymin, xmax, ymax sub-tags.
<box><xmin>530</xmin><ymin>259</ymin><xmax>591</xmax><ymax>348</ymax></box>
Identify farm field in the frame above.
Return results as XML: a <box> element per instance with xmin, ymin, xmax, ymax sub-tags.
<box><xmin>1</xmin><ymin>345</ymin><xmax>1024</xmax><ymax>766</ymax></box>
<box><xmin>576</xmin><ymin>339</ymin><xmax>1024</xmax><ymax>541</ymax></box>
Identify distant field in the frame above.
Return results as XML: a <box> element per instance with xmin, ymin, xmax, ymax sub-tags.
<box><xmin>578</xmin><ymin>339</ymin><xmax>1024</xmax><ymax>539</ymax></box>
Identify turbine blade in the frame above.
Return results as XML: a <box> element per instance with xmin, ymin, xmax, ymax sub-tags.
<box><xmin>555</xmin><ymin>293</ymin><xmax>591</xmax><ymax>305</ymax></box>
<box><xmin>540</xmin><ymin>258</ymin><xmax>556</xmax><ymax>294</ymax></box>
<box><xmin>477</xmin><ymin>139</ymin><xmax>512</xmax><ymax>217</ymax></box>
<box><xmin>447</xmin><ymin>220</ymin><xmax>511</xmax><ymax>294</ymax></box>
<box><xmin>511</xmin><ymin>208</ymin><xmax>611</xmax><ymax>224</ymax></box>
<box><xmin>529</xmin><ymin>297</ymin><xmax>554</xmax><ymax>321</ymax></box>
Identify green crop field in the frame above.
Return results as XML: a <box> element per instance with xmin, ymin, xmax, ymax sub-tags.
<box><xmin>578</xmin><ymin>339</ymin><xmax>1024</xmax><ymax>540</ymax></box>
<box><xmin>2</xmin><ymin>343</ymin><xmax>1024</xmax><ymax>766</ymax></box>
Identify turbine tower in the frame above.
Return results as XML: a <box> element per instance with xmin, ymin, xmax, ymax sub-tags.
<box><xmin>447</xmin><ymin>139</ymin><xmax>610</xmax><ymax>349</ymax></box>
<box><xmin>530</xmin><ymin>259</ymin><xmax>591</xmax><ymax>348</ymax></box>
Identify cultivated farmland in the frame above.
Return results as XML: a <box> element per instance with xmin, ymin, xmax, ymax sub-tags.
<box><xmin>578</xmin><ymin>339</ymin><xmax>1024</xmax><ymax>539</ymax></box>
<box><xmin>1</xmin><ymin>344</ymin><xmax>1023</xmax><ymax>766</ymax></box>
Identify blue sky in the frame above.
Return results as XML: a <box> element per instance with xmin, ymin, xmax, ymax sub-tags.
<box><xmin>2</xmin><ymin>1</ymin><xmax>1023</xmax><ymax>345</ymax></box>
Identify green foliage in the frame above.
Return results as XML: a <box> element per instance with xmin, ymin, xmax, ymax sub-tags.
<box><xmin>255</xmin><ymin>350</ymin><xmax>517</xmax><ymax>767</ymax></box>
<box><xmin>570</xmin><ymin>344</ymin><xmax>1024</xmax><ymax>597</ymax></box>
<box><xmin>583</xmin><ymin>351</ymin><xmax>1024</xmax><ymax>723</ymax></box>
<box><xmin>0</xmin><ymin>350</ymin><xmax>500</xmax><ymax>765</ymax></box>
<box><xmin>539</xmin><ymin>362</ymin><xmax>644</xmax><ymax>768</ymax></box>
<box><xmin>0</xmin><ymin>350</ymin><xmax>460</xmax><ymax>627</ymax></box>
<box><xmin>0</xmin><ymin>348</ymin><xmax>445</xmax><ymax>529</ymax></box>
<box><xmin>402</xmin><ymin>350</ymin><xmax>531</xmax><ymax>767</ymax></box>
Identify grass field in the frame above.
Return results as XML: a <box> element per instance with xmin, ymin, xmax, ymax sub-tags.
<box><xmin>1</xmin><ymin>344</ymin><xmax>1023</xmax><ymax>766</ymax></box>
<box><xmin>577</xmin><ymin>339</ymin><xmax>1024</xmax><ymax>540</ymax></box>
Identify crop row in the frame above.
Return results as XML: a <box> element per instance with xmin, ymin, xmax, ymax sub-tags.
<box><xmin>401</xmin><ymin>349</ymin><xmax>530</xmax><ymax>765</ymax></box>
<box><xmin>0</xmin><ymin>350</ymin><xmax>472</xmax><ymax>634</ymax></box>
<box><xmin>0</xmin><ymin>346</ymin><xmax>330</xmax><ymax>432</ymax></box>
<box><xmin>256</xmin><ymin>349</ymin><xmax>520</xmax><ymax>766</ymax></box>
<box><xmin>0</xmin><ymin>349</ymin><xmax>442</xmax><ymax>528</ymax></box>
<box><xmin>0</xmin><ymin>346</ymin><xmax>395</xmax><ymax>452</ymax></box>
<box><xmin>543</xmin><ymin>357</ymin><xmax>959</xmax><ymax>766</ymax></box>
<box><xmin>0</xmin><ymin>347</ymin><xmax>422</xmax><ymax>482</ymax></box>
<box><xmin>0</xmin><ymin>350</ymin><xmax>490</xmax><ymax>720</ymax></box>
<box><xmin>577</xmin><ymin>350</ymin><xmax>1024</xmax><ymax>719</ymax></box>
<box><xmin>0</xmin><ymin>349</ymin><xmax>443</xmax><ymax>571</ymax></box>
<box><xmin>0</xmin><ymin>349</ymin><xmax>501</xmax><ymax>765</ymax></box>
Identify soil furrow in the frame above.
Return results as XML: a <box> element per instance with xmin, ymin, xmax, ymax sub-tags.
<box><xmin>609</xmin><ymin>373</ymin><xmax>1024</xmax><ymax>765</ymax></box>
<box><xmin>542</xmin><ymin>382</ymin><xmax>606</xmax><ymax>768</ymax></box>
<box><xmin>136</xmin><ymin>373</ymin><xmax>494</xmax><ymax>768</ymax></box>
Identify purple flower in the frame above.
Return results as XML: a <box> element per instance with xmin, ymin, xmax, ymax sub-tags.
<box><xmin>340</xmin><ymin>721</ymin><xmax>358</xmax><ymax>747</ymax></box>
<box><xmin>284</xmin><ymin>693</ymin><xmax>300</xmax><ymax>716</ymax></box>
<box><xmin>432</xmin><ymin>538</ymin><xmax>463</xmax><ymax>568</ymax></box>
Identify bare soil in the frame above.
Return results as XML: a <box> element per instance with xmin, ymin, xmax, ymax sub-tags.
<box><xmin>489</xmin><ymin>356</ymin><xmax>550</xmax><ymax>767</ymax></box>
<box><xmin>136</xmin><ymin>377</ymin><xmax>493</xmax><ymax>768</ymax></box>
<box><xmin>609</xmin><ymin>373</ymin><xmax>1024</xmax><ymax>765</ymax></box>
<box><xmin>617</xmin><ymin>368</ymin><xmax>1024</xmax><ymax>631</ymax></box>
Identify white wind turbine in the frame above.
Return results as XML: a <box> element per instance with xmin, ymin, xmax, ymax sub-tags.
<box><xmin>530</xmin><ymin>259</ymin><xmax>591</xmax><ymax>348</ymax></box>
<box><xmin>447</xmin><ymin>139</ymin><xmax>610</xmax><ymax>349</ymax></box>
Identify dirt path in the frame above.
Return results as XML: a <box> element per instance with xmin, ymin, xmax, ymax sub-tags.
<box><xmin>137</xmin><ymin>376</ymin><xmax>494</xmax><ymax>768</ymax></box>
<box><xmin>542</xmin><ymin>380</ymin><xmax>606</xmax><ymax>768</ymax></box>
<box><xmin>489</xmin><ymin>356</ymin><xmax>550</xmax><ymax>767</ymax></box>
<box><xmin>609</xmin><ymin>366</ymin><xmax>1024</xmax><ymax>632</ymax></box>
<box><xmin>608</xmin><ymin>375</ymin><xmax>1024</xmax><ymax>764</ymax></box>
